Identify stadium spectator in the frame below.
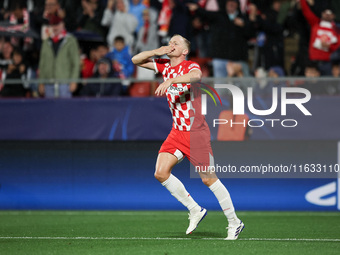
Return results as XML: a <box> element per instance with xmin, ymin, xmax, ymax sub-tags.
<box><xmin>58</xmin><ymin>0</ymin><xmax>82</xmax><ymax>32</ymax></box>
<box><xmin>134</xmin><ymin>8</ymin><xmax>159</xmax><ymax>54</ymax></box>
<box><xmin>302</xmin><ymin>60</ymin><xmax>337</xmax><ymax>94</ymax></box>
<box><xmin>0</xmin><ymin>40</ymin><xmax>14</xmax><ymax>84</ymax></box>
<box><xmin>96</xmin><ymin>43</ymin><xmax>109</xmax><ymax>58</ymax></box>
<box><xmin>81</xmin><ymin>57</ymin><xmax>122</xmax><ymax>96</ymax></box>
<box><xmin>301</xmin><ymin>60</ymin><xmax>330</xmax><ymax>94</ymax></box>
<box><xmin>101</xmin><ymin>0</ymin><xmax>138</xmax><ymax>48</ymax></box>
<box><xmin>288</xmin><ymin>0</ymin><xmax>311</xmax><ymax>76</ymax></box>
<box><xmin>249</xmin><ymin>0</ymin><xmax>273</xmax><ymax>14</ymax></box>
<box><xmin>300</xmin><ymin>0</ymin><xmax>331</xmax><ymax>17</ymax></box>
<box><xmin>168</xmin><ymin>0</ymin><xmax>191</xmax><ymax>38</ymax></box>
<box><xmin>129</xmin><ymin>0</ymin><xmax>147</xmax><ymax>34</ymax></box>
<box><xmin>300</xmin><ymin>0</ymin><xmax>340</xmax><ymax>75</ymax></box>
<box><xmin>77</xmin><ymin>0</ymin><xmax>106</xmax><ymax>38</ymax></box>
<box><xmin>189</xmin><ymin>0</ymin><xmax>218</xmax><ymax>58</ymax></box>
<box><xmin>189</xmin><ymin>15</ymin><xmax>206</xmax><ymax>57</ymax></box>
<box><xmin>149</xmin><ymin>0</ymin><xmax>163</xmax><ymax>12</ymax></box>
<box><xmin>332</xmin><ymin>61</ymin><xmax>340</xmax><ymax>77</ymax></box>
<box><xmin>157</xmin><ymin>0</ymin><xmax>172</xmax><ymax>40</ymax></box>
<box><xmin>6</xmin><ymin>1</ymin><xmax>33</xmax><ymax>50</ymax></box>
<box><xmin>187</xmin><ymin>0</ymin><xmax>256</xmax><ymax>78</ymax></box>
<box><xmin>252</xmin><ymin>65</ymin><xmax>285</xmax><ymax>95</ymax></box>
<box><xmin>331</xmin><ymin>60</ymin><xmax>340</xmax><ymax>93</ymax></box>
<box><xmin>33</xmin><ymin>0</ymin><xmax>80</xmax><ymax>36</ymax></box>
<box><xmin>266</xmin><ymin>65</ymin><xmax>285</xmax><ymax>90</ymax></box>
<box><xmin>331</xmin><ymin>0</ymin><xmax>340</xmax><ymax>24</ymax></box>
<box><xmin>304</xmin><ymin>60</ymin><xmax>321</xmax><ymax>77</ymax></box>
<box><xmin>28</xmin><ymin>0</ymin><xmax>47</xmax><ymax>38</ymax></box>
<box><xmin>8</xmin><ymin>1</ymin><xmax>29</xmax><ymax>28</ymax></box>
<box><xmin>330</xmin><ymin>61</ymin><xmax>340</xmax><ymax>94</ymax></box>
<box><xmin>134</xmin><ymin>8</ymin><xmax>159</xmax><ymax>80</ymax></box>
<box><xmin>40</xmin><ymin>0</ymin><xmax>66</xmax><ymax>39</ymax></box>
<box><xmin>78</xmin><ymin>44</ymin><xmax>108</xmax><ymax>95</ymax></box>
<box><xmin>268</xmin><ymin>65</ymin><xmax>285</xmax><ymax>78</ymax></box>
<box><xmin>0</xmin><ymin>1</ymin><xmax>9</xmax><ymax>21</ymax></box>
<box><xmin>80</xmin><ymin>46</ymin><xmax>99</xmax><ymax>79</ymax></box>
<box><xmin>249</xmin><ymin>0</ymin><xmax>285</xmax><ymax>70</ymax></box>
<box><xmin>38</xmin><ymin>15</ymin><xmax>80</xmax><ymax>98</ymax></box>
<box><xmin>105</xmin><ymin>36</ymin><xmax>134</xmax><ymax>79</ymax></box>
<box><xmin>0</xmin><ymin>48</ymin><xmax>29</xmax><ymax>97</ymax></box>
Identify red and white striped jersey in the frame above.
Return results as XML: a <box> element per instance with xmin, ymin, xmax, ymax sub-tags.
<box><xmin>153</xmin><ymin>58</ymin><xmax>206</xmax><ymax>131</ymax></box>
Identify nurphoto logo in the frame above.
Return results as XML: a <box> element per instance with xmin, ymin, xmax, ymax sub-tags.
<box><xmin>200</xmin><ymin>84</ymin><xmax>312</xmax><ymax>128</ymax></box>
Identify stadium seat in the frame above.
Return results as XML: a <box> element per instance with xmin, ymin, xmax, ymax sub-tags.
<box><xmin>129</xmin><ymin>82</ymin><xmax>151</xmax><ymax>97</ymax></box>
<box><xmin>217</xmin><ymin>110</ymin><xmax>249</xmax><ymax>141</ymax></box>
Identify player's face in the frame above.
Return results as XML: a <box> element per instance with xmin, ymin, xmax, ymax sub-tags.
<box><xmin>167</xmin><ymin>36</ymin><xmax>188</xmax><ymax>57</ymax></box>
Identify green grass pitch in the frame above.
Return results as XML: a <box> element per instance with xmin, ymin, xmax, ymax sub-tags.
<box><xmin>0</xmin><ymin>211</ymin><xmax>339</xmax><ymax>255</ymax></box>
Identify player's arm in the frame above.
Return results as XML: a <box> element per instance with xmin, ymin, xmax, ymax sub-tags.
<box><xmin>155</xmin><ymin>69</ymin><xmax>202</xmax><ymax>96</ymax></box>
<box><xmin>131</xmin><ymin>46</ymin><xmax>174</xmax><ymax>70</ymax></box>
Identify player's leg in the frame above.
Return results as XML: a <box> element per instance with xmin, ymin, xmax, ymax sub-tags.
<box><xmin>190</xmin><ymin>136</ymin><xmax>244</xmax><ymax>240</ymax></box>
<box><xmin>154</xmin><ymin>152</ymin><xmax>178</xmax><ymax>183</ymax></box>
<box><xmin>154</xmin><ymin>152</ymin><xmax>202</xmax><ymax>214</ymax></box>
<box><xmin>155</xmin><ymin>152</ymin><xmax>206</xmax><ymax>234</ymax></box>
<box><xmin>198</xmin><ymin>166</ymin><xmax>244</xmax><ymax>240</ymax></box>
<box><xmin>199</xmin><ymin>169</ymin><xmax>238</xmax><ymax>220</ymax></box>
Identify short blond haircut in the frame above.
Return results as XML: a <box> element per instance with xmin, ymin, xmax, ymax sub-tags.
<box><xmin>171</xmin><ymin>34</ymin><xmax>191</xmax><ymax>54</ymax></box>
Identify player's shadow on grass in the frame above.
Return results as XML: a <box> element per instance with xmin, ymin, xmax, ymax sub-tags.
<box><xmin>169</xmin><ymin>232</ymin><xmax>224</xmax><ymax>238</ymax></box>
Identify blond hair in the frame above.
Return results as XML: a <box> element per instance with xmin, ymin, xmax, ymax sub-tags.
<box><xmin>171</xmin><ymin>34</ymin><xmax>191</xmax><ymax>54</ymax></box>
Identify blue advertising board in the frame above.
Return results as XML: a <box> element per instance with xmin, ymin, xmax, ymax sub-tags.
<box><xmin>0</xmin><ymin>141</ymin><xmax>339</xmax><ymax>211</ymax></box>
<box><xmin>0</xmin><ymin>96</ymin><xmax>339</xmax><ymax>140</ymax></box>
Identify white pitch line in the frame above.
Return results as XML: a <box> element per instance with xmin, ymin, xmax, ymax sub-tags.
<box><xmin>239</xmin><ymin>238</ymin><xmax>340</xmax><ymax>242</ymax></box>
<box><xmin>0</xmin><ymin>237</ymin><xmax>339</xmax><ymax>242</ymax></box>
<box><xmin>0</xmin><ymin>211</ymin><xmax>339</xmax><ymax>217</ymax></box>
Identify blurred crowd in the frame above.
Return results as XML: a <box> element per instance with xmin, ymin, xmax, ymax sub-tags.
<box><xmin>0</xmin><ymin>0</ymin><xmax>339</xmax><ymax>98</ymax></box>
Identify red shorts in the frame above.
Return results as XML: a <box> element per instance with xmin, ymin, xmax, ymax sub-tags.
<box><xmin>159</xmin><ymin>127</ymin><xmax>214</xmax><ymax>168</ymax></box>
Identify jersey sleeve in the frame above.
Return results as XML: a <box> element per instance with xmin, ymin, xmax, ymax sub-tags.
<box><xmin>153</xmin><ymin>58</ymin><xmax>170</xmax><ymax>74</ymax></box>
<box><xmin>187</xmin><ymin>61</ymin><xmax>201</xmax><ymax>73</ymax></box>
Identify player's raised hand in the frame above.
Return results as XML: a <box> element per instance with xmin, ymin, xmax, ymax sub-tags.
<box><xmin>155</xmin><ymin>79</ymin><xmax>172</xmax><ymax>96</ymax></box>
<box><xmin>153</xmin><ymin>46</ymin><xmax>174</xmax><ymax>56</ymax></box>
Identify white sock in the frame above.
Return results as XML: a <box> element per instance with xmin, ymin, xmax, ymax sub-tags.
<box><xmin>162</xmin><ymin>174</ymin><xmax>200</xmax><ymax>214</ymax></box>
<box><xmin>209</xmin><ymin>179</ymin><xmax>239</xmax><ymax>224</ymax></box>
